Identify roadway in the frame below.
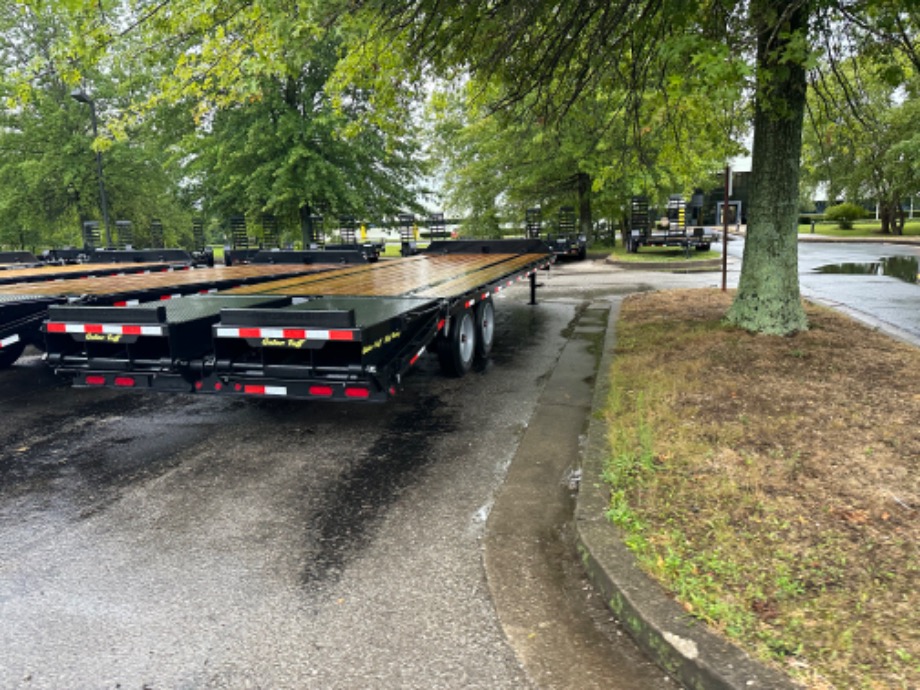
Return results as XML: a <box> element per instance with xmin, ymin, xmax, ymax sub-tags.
<box><xmin>0</xmin><ymin>240</ymin><xmax>916</xmax><ymax>689</ymax></box>
<box><xmin>726</xmin><ymin>235</ymin><xmax>920</xmax><ymax>345</ymax></box>
<box><xmin>0</xmin><ymin>268</ymin><xmax>676</xmax><ymax>690</ymax></box>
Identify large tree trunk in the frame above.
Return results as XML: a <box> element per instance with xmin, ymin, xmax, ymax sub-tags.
<box><xmin>726</xmin><ymin>0</ymin><xmax>809</xmax><ymax>336</ymax></box>
<box><xmin>577</xmin><ymin>172</ymin><xmax>592</xmax><ymax>239</ymax></box>
<box><xmin>878</xmin><ymin>199</ymin><xmax>904</xmax><ymax>235</ymax></box>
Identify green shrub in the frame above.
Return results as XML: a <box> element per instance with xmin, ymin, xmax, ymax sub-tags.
<box><xmin>824</xmin><ymin>202</ymin><xmax>866</xmax><ymax>230</ymax></box>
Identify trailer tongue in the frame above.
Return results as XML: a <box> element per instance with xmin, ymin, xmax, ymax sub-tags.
<box><xmin>44</xmin><ymin>240</ymin><xmax>552</xmax><ymax>401</ymax></box>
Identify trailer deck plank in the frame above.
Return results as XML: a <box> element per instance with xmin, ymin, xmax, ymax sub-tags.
<box><xmin>0</xmin><ymin>264</ymin><xmax>337</xmax><ymax>298</ymax></box>
<box><xmin>224</xmin><ymin>253</ymin><xmax>531</xmax><ymax>299</ymax></box>
<box><xmin>0</xmin><ymin>261</ymin><xmax>190</xmax><ymax>286</ymax></box>
<box><xmin>414</xmin><ymin>254</ymin><xmax>542</xmax><ymax>298</ymax></box>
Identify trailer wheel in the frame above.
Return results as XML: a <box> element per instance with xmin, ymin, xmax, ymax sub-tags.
<box><xmin>474</xmin><ymin>298</ymin><xmax>495</xmax><ymax>359</ymax></box>
<box><xmin>437</xmin><ymin>310</ymin><xmax>477</xmax><ymax>377</ymax></box>
<box><xmin>0</xmin><ymin>341</ymin><xmax>26</xmax><ymax>369</ymax></box>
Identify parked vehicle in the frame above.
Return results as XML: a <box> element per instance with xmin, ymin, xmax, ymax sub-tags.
<box><xmin>42</xmin><ymin>240</ymin><xmax>552</xmax><ymax>401</ymax></box>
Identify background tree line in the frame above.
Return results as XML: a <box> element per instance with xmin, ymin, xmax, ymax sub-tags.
<box><xmin>2</xmin><ymin>0</ymin><xmax>917</xmax><ymax>334</ymax></box>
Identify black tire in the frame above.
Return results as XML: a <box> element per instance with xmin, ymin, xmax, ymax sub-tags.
<box><xmin>437</xmin><ymin>310</ymin><xmax>477</xmax><ymax>377</ymax></box>
<box><xmin>0</xmin><ymin>340</ymin><xmax>26</xmax><ymax>369</ymax></box>
<box><xmin>474</xmin><ymin>298</ymin><xmax>495</xmax><ymax>359</ymax></box>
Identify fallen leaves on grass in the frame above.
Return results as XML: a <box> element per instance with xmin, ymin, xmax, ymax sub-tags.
<box><xmin>605</xmin><ymin>289</ymin><xmax>919</xmax><ymax>690</ymax></box>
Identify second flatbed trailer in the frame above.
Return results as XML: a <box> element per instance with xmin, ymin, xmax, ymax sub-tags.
<box><xmin>0</xmin><ymin>258</ymin><xmax>361</xmax><ymax>369</ymax></box>
<box><xmin>45</xmin><ymin>240</ymin><xmax>553</xmax><ymax>402</ymax></box>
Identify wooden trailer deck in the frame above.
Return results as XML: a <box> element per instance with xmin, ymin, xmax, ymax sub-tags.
<box><xmin>224</xmin><ymin>253</ymin><xmax>536</xmax><ymax>299</ymax></box>
<box><xmin>0</xmin><ymin>263</ymin><xmax>337</xmax><ymax>299</ymax></box>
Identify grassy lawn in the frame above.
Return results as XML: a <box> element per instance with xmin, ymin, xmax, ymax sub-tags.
<box><xmin>605</xmin><ymin>243</ymin><xmax>722</xmax><ymax>263</ymax></box>
<box><xmin>603</xmin><ymin>289</ymin><xmax>919</xmax><ymax>689</ymax></box>
<box><xmin>798</xmin><ymin>219</ymin><xmax>920</xmax><ymax>237</ymax></box>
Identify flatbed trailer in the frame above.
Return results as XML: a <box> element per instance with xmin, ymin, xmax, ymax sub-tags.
<box><xmin>627</xmin><ymin>195</ymin><xmax>714</xmax><ymax>254</ymax></box>
<box><xmin>0</xmin><ymin>251</ymin><xmax>43</xmax><ymax>268</ymax></box>
<box><xmin>44</xmin><ymin>239</ymin><xmax>553</xmax><ymax>402</ymax></box>
<box><xmin>0</xmin><ymin>260</ymin><xmax>356</xmax><ymax>369</ymax></box>
<box><xmin>0</xmin><ymin>258</ymin><xmax>194</xmax><ymax>286</ymax></box>
<box><xmin>626</xmin><ymin>227</ymin><xmax>714</xmax><ymax>254</ymax></box>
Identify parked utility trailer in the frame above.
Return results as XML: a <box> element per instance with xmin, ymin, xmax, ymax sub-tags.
<box><xmin>0</xmin><ymin>257</ymin><xmax>360</xmax><ymax>369</ymax></box>
<box><xmin>626</xmin><ymin>196</ymin><xmax>714</xmax><ymax>254</ymax></box>
<box><xmin>0</xmin><ymin>251</ymin><xmax>43</xmax><ymax>268</ymax></box>
<box><xmin>0</xmin><ymin>257</ymin><xmax>193</xmax><ymax>287</ymax></box>
<box><xmin>45</xmin><ymin>239</ymin><xmax>553</xmax><ymax>402</ymax></box>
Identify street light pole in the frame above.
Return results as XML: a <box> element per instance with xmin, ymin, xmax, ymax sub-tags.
<box><xmin>71</xmin><ymin>87</ymin><xmax>112</xmax><ymax>249</ymax></box>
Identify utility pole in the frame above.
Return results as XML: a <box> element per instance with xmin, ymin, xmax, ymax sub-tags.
<box><xmin>71</xmin><ymin>88</ymin><xmax>112</xmax><ymax>249</ymax></box>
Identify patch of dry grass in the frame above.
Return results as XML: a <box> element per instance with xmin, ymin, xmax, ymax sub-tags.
<box><xmin>604</xmin><ymin>289</ymin><xmax>919</xmax><ymax>689</ymax></box>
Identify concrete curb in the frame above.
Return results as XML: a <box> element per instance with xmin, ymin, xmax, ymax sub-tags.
<box><xmin>604</xmin><ymin>257</ymin><xmax>723</xmax><ymax>271</ymax></box>
<box><xmin>797</xmin><ymin>235</ymin><xmax>920</xmax><ymax>245</ymax></box>
<box><xmin>573</xmin><ymin>300</ymin><xmax>800</xmax><ymax>690</ymax></box>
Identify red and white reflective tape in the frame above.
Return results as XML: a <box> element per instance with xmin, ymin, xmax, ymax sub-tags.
<box><xmin>215</xmin><ymin>326</ymin><xmax>356</xmax><ymax>341</ymax></box>
<box><xmin>46</xmin><ymin>322</ymin><xmax>165</xmax><ymax>336</ymax></box>
<box><xmin>0</xmin><ymin>334</ymin><xmax>20</xmax><ymax>349</ymax></box>
<box><xmin>159</xmin><ymin>293</ymin><xmax>181</xmax><ymax>301</ymax></box>
<box><xmin>409</xmin><ymin>346</ymin><xmax>426</xmax><ymax>366</ymax></box>
<box><xmin>242</xmin><ymin>384</ymin><xmax>287</xmax><ymax>396</ymax></box>
<box><xmin>197</xmin><ymin>288</ymin><xmax>218</xmax><ymax>295</ymax></box>
<box><xmin>113</xmin><ymin>299</ymin><xmax>140</xmax><ymax>307</ymax></box>
<box><xmin>493</xmin><ymin>278</ymin><xmax>516</xmax><ymax>293</ymax></box>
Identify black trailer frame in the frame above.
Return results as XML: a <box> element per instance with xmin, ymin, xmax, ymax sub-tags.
<box><xmin>0</xmin><ymin>256</ymin><xmax>356</xmax><ymax>369</ymax></box>
<box><xmin>43</xmin><ymin>240</ymin><xmax>553</xmax><ymax>402</ymax></box>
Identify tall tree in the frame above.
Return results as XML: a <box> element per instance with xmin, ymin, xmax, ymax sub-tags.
<box><xmin>185</xmin><ymin>30</ymin><xmax>425</xmax><ymax>241</ymax></box>
<box><xmin>0</xmin><ymin>4</ymin><xmax>194</xmax><ymax>250</ymax></box>
<box><xmin>363</xmin><ymin>0</ymin><xmax>917</xmax><ymax>334</ymax></box>
<box><xmin>724</xmin><ymin>0</ymin><xmax>810</xmax><ymax>334</ymax></box>
<box><xmin>803</xmin><ymin>54</ymin><xmax>920</xmax><ymax>234</ymax></box>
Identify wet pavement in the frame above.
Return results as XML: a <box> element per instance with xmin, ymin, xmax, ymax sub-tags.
<box><xmin>0</xmin><ymin>243</ymin><xmax>915</xmax><ymax>689</ymax></box>
<box><xmin>0</xmin><ymin>272</ymin><xmax>675</xmax><ymax>690</ymax></box>
<box><xmin>795</xmin><ymin>241</ymin><xmax>920</xmax><ymax>344</ymax></box>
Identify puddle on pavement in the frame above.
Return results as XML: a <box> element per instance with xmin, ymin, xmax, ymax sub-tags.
<box><xmin>815</xmin><ymin>255</ymin><xmax>919</xmax><ymax>284</ymax></box>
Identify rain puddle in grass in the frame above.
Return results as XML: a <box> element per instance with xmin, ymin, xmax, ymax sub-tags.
<box><xmin>815</xmin><ymin>255</ymin><xmax>919</xmax><ymax>284</ymax></box>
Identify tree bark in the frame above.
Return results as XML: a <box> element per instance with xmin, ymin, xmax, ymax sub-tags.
<box><xmin>577</xmin><ymin>172</ymin><xmax>592</xmax><ymax>238</ymax></box>
<box><xmin>726</xmin><ymin>0</ymin><xmax>810</xmax><ymax>336</ymax></box>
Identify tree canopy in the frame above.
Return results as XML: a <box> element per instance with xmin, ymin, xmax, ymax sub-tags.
<box><xmin>361</xmin><ymin>0</ymin><xmax>917</xmax><ymax>335</ymax></box>
<box><xmin>4</xmin><ymin>0</ymin><xmax>918</xmax><ymax>333</ymax></box>
<box><xmin>803</xmin><ymin>48</ymin><xmax>920</xmax><ymax>234</ymax></box>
